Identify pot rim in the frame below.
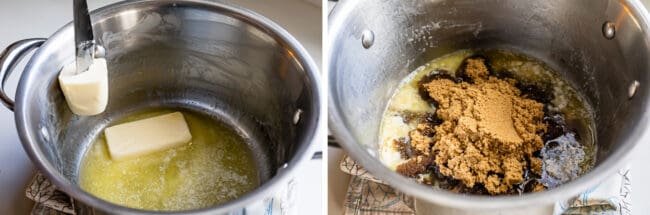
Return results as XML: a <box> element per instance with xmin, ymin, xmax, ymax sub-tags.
<box><xmin>328</xmin><ymin>0</ymin><xmax>650</xmax><ymax>209</ymax></box>
<box><xmin>14</xmin><ymin>0</ymin><xmax>323</xmax><ymax>214</ymax></box>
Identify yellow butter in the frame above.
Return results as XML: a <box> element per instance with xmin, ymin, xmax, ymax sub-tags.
<box><xmin>104</xmin><ymin>112</ymin><xmax>192</xmax><ymax>161</ymax></box>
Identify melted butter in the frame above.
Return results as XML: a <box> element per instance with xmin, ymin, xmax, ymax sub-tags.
<box><xmin>79</xmin><ymin>110</ymin><xmax>258</xmax><ymax>211</ymax></box>
<box><xmin>379</xmin><ymin>50</ymin><xmax>474</xmax><ymax>170</ymax></box>
<box><xmin>387</xmin><ymin>50</ymin><xmax>473</xmax><ymax>114</ymax></box>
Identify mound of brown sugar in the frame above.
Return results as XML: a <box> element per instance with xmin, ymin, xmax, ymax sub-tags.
<box><xmin>396</xmin><ymin>57</ymin><xmax>547</xmax><ymax>194</ymax></box>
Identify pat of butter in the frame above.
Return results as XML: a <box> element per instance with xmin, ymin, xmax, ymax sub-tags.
<box><xmin>58</xmin><ymin>58</ymin><xmax>109</xmax><ymax>116</ymax></box>
<box><xmin>104</xmin><ymin>112</ymin><xmax>192</xmax><ymax>161</ymax></box>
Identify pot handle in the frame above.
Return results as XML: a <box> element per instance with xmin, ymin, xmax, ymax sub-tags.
<box><xmin>0</xmin><ymin>38</ymin><xmax>47</xmax><ymax>111</ymax></box>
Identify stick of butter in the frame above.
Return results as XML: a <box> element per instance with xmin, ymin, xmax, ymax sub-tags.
<box><xmin>58</xmin><ymin>58</ymin><xmax>109</xmax><ymax>116</ymax></box>
<box><xmin>104</xmin><ymin>112</ymin><xmax>192</xmax><ymax>161</ymax></box>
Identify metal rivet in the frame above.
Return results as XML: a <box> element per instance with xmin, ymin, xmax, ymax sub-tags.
<box><xmin>40</xmin><ymin>126</ymin><xmax>50</xmax><ymax>142</ymax></box>
<box><xmin>366</xmin><ymin>147</ymin><xmax>377</xmax><ymax>157</ymax></box>
<box><xmin>94</xmin><ymin>45</ymin><xmax>106</xmax><ymax>58</ymax></box>
<box><xmin>293</xmin><ymin>109</ymin><xmax>303</xmax><ymax>125</ymax></box>
<box><xmin>361</xmin><ymin>30</ymin><xmax>375</xmax><ymax>49</ymax></box>
<box><xmin>628</xmin><ymin>80</ymin><xmax>640</xmax><ymax>99</ymax></box>
<box><xmin>603</xmin><ymin>21</ymin><xmax>616</xmax><ymax>40</ymax></box>
<box><xmin>277</xmin><ymin>163</ymin><xmax>289</xmax><ymax>173</ymax></box>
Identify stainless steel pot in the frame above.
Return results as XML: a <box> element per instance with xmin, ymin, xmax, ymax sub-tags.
<box><xmin>0</xmin><ymin>0</ymin><xmax>323</xmax><ymax>214</ymax></box>
<box><xmin>329</xmin><ymin>0</ymin><xmax>649</xmax><ymax>213</ymax></box>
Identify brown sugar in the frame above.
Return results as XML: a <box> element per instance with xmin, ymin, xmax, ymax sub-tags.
<box><xmin>458</xmin><ymin>58</ymin><xmax>490</xmax><ymax>82</ymax></box>
<box><xmin>396</xmin><ymin>155</ymin><xmax>433</xmax><ymax>177</ymax></box>
<box><xmin>397</xmin><ymin>57</ymin><xmax>547</xmax><ymax>195</ymax></box>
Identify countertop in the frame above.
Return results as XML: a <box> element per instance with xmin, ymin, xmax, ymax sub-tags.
<box><xmin>0</xmin><ymin>0</ymin><xmax>322</xmax><ymax>214</ymax></box>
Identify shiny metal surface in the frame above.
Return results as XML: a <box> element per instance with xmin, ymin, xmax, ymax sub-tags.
<box><xmin>360</xmin><ymin>30</ymin><xmax>374</xmax><ymax>49</ymax></box>
<box><xmin>603</xmin><ymin>21</ymin><xmax>617</xmax><ymax>40</ymax></box>
<box><xmin>0</xmin><ymin>38</ymin><xmax>46</xmax><ymax>110</ymax></box>
<box><xmin>73</xmin><ymin>0</ymin><xmax>96</xmax><ymax>74</ymax></box>
<box><xmin>2</xmin><ymin>0</ymin><xmax>322</xmax><ymax>214</ymax></box>
<box><xmin>329</xmin><ymin>0</ymin><xmax>650</xmax><ymax>212</ymax></box>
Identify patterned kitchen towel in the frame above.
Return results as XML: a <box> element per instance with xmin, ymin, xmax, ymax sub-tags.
<box><xmin>25</xmin><ymin>173</ymin><xmax>94</xmax><ymax>215</ymax></box>
<box><xmin>339</xmin><ymin>156</ymin><xmax>384</xmax><ymax>184</ymax></box>
<box><xmin>26</xmin><ymin>172</ymin><xmax>296</xmax><ymax>215</ymax></box>
<box><xmin>340</xmin><ymin>156</ymin><xmax>415</xmax><ymax>215</ymax></box>
<box><xmin>554</xmin><ymin>168</ymin><xmax>631</xmax><ymax>215</ymax></box>
<box><xmin>339</xmin><ymin>155</ymin><xmax>632</xmax><ymax>215</ymax></box>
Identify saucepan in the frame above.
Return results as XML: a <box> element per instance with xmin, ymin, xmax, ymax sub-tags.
<box><xmin>328</xmin><ymin>0</ymin><xmax>649</xmax><ymax>214</ymax></box>
<box><xmin>0</xmin><ymin>0</ymin><xmax>323</xmax><ymax>214</ymax></box>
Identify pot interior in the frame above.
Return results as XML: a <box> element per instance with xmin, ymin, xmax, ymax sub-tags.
<box><xmin>18</xmin><ymin>0</ymin><xmax>318</xmax><ymax>211</ymax></box>
<box><xmin>329</xmin><ymin>0</ymin><xmax>649</xmax><ymax>197</ymax></box>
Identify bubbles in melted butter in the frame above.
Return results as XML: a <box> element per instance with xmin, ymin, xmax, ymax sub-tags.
<box><xmin>541</xmin><ymin>133</ymin><xmax>586</xmax><ymax>187</ymax></box>
<box><xmin>79</xmin><ymin>110</ymin><xmax>259</xmax><ymax>211</ymax></box>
